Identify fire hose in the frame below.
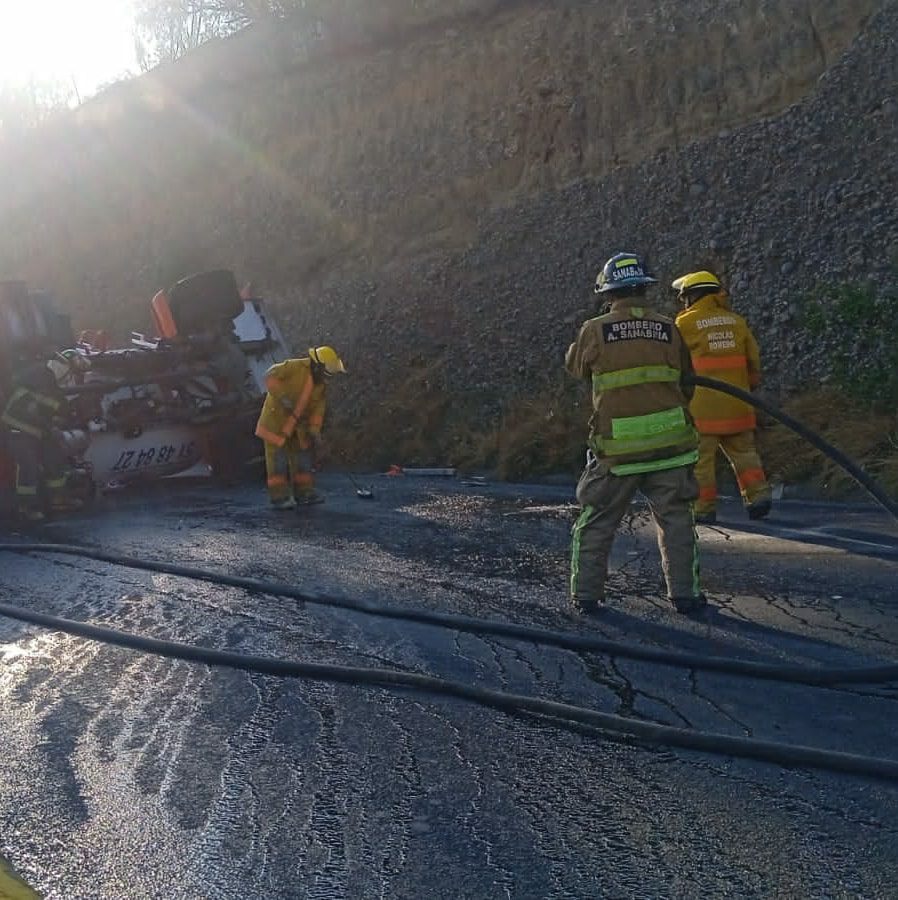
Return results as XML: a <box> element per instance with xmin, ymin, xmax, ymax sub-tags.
<box><xmin>1</xmin><ymin>597</ymin><xmax>896</xmax><ymax>782</ymax></box>
<box><xmin>689</xmin><ymin>376</ymin><xmax>898</xmax><ymax>521</ymax></box>
<box><xmin>0</xmin><ymin>377</ymin><xmax>897</xmax><ymax>780</ymax></box>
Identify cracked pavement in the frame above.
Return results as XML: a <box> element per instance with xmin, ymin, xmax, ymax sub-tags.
<box><xmin>0</xmin><ymin>474</ymin><xmax>897</xmax><ymax>898</ymax></box>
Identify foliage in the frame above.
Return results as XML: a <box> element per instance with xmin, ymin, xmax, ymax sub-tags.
<box><xmin>133</xmin><ymin>1</ymin><xmax>260</xmax><ymax>68</ymax></box>
<box><xmin>490</xmin><ymin>385</ymin><xmax>587</xmax><ymax>481</ymax></box>
<box><xmin>131</xmin><ymin>1</ymin><xmax>458</xmax><ymax>68</ymax></box>
<box><xmin>801</xmin><ymin>280</ymin><xmax>898</xmax><ymax>410</ymax></box>
<box><xmin>0</xmin><ymin>79</ymin><xmax>73</xmax><ymax>139</ymax></box>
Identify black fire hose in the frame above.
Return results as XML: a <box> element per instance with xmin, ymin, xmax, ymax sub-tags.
<box><xmin>1</xmin><ymin>379</ymin><xmax>898</xmax><ymax>781</ymax></box>
<box><xmin>1</xmin><ymin>541</ymin><xmax>897</xmax><ymax>686</ymax></box>
<box><xmin>690</xmin><ymin>375</ymin><xmax>898</xmax><ymax>522</ymax></box>
<box><xmin>2</xmin><ymin>598</ymin><xmax>897</xmax><ymax>782</ymax></box>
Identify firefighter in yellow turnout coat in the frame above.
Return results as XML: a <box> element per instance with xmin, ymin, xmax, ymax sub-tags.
<box><xmin>566</xmin><ymin>253</ymin><xmax>705</xmax><ymax>617</ymax></box>
<box><xmin>673</xmin><ymin>271</ymin><xmax>772</xmax><ymax>524</ymax></box>
<box><xmin>255</xmin><ymin>347</ymin><xmax>346</xmax><ymax>509</ymax></box>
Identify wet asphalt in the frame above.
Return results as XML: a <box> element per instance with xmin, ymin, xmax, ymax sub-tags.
<box><xmin>1</xmin><ymin>473</ymin><xmax>897</xmax><ymax>899</ymax></box>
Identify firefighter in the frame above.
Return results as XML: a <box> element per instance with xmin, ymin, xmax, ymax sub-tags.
<box><xmin>673</xmin><ymin>270</ymin><xmax>772</xmax><ymax>525</ymax></box>
<box><xmin>566</xmin><ymin>252</ymin><xmax>704</xmax><ymax>616</ymax></box>
<box><xmin>255</xmin><ymin>346</ymin><xmax>346</xmax><ymax>509</ymax></box>
<box><xmin>1</xmin><ymin>352</ymin><xmax>74</xmax><ymax>522</ymax></box>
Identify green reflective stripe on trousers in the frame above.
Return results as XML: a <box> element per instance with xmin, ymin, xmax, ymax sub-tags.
<box><xmin>46</xmin><ymin>477</ymin><xmax>67</xmax><ymax>489</ymax></box>
<box><xmin>691</xmin><ymin>507</ymin><xmax>701</xmax><ymax>597</ymax></box>
<box><xmin>570</xmin><ymin>504</ymin><xmax>594</xmax><ymax>597</ymax></box>
<box><xmin>610</xmin><ymin>450</ymin><xmax>699</xmax><ymax>476</ymax></box>
<box><xmin>15</xmin><ymin>479</ymin><xmax>37</xmax><ymax>497</ymax></box>
<box><xmin>15</xmin><ymin>464</ymin><xmax>37</xmax><ymax>496</ymax></box>
<box><xmin>592</xmin><ymin>365</ymin><xmax>681</xmax><ymax>392</ymax></box>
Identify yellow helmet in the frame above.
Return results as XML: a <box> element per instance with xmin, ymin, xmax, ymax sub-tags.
<box><xmin>309</xmin><ymin>346</ymin><xmax>346</xmax><ymax>375</ymax></box>
<box><xmin>671</xmin><ymin>270</ymin><xmax>722</xmax><ymax>295</ymax></box>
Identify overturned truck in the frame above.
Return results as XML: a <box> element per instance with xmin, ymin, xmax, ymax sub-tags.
<box><xmin>0</xmin><ymin>271</ymin><xmax>291</xmax><ymax>520</ymax></box>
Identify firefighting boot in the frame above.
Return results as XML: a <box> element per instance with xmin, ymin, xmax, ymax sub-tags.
<box><xmin>670</xmin><ymin>594</ymin><xmax>709</xmax><ymax>617</ymax></box>
<box><xmin>747</xmin><ymin>499</ymin><xmax>772</xmax><ymax>520</ymax></box>
<box><xmin>271</xmin><ymin>496</ymin><xmax>297</xmax><ymax>511</ymax></box>
<box><xmin>571</xmin><ymin>595</ymin><xmax>604</xmax><ymax>617</ymax></box>
<box><xmin>295</xmin><ymin>491</ymin><xmax>325</xmax><ymax>507</ymax></box>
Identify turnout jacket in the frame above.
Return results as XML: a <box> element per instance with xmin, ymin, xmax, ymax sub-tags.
<box><xmin>1</xmin><ymin>361</ymin><xmax>63</xmax><ymax>439</ymax></box>
<box><xmin>255</xmin><ymin>357</ymin><xmax>326</xmax><ymax>448</ymax></box>
<box><xmin>566</xmin><ymin>300</ymin><xmax>698</xmax><ymax>475</ymax></box>
<box><xmin>675</xmin><ymin>292</ymin><xmax>761</xmax><ymax>435</ymax></box>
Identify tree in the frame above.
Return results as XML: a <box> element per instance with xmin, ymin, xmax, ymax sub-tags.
<box><xmin>0</xmin><ymin>78</ymin><xmax>74</xmax><ymax>139</ymax></box>
<box><xmin>131</xmin><ymin>1</ymin><xmax>434</xmax><ymax>69</ymax></box>
<box><xmin>133</xmin><ymin>1</ymin><xmax>267</xmax><ymax>69</ymax></box>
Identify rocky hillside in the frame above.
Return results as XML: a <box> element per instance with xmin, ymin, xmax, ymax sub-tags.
<box><xmin>0</xmin><ymin>0</ymin><xmax>895</xmax><ymax>463</ymax></box>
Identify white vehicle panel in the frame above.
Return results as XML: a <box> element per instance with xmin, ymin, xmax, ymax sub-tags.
<box><xmin>85</xmin><ymin>426</ymin><xmax>204</xmax><ymax>488</ymax></box>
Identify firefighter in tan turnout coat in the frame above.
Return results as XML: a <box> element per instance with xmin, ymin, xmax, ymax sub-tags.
<box><xmin>566</xmin><ymin>253</ymin><xmax>705</xmax><ymax>616</ymax></box>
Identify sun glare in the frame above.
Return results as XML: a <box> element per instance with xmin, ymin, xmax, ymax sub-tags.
<box><xmin>0</xmin><ymin>0</ymin><xmax>137</xmax><ymax>96</ymax></box>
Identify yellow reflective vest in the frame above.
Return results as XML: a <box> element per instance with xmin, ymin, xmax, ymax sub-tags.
<box><xmin>675</xmin><ymin>292</ymin><xmax>761</xmax><ymax>435</ymax></box>
<box><xmin>255</xmin><ymin>358</ymin><xmax>326</xmax><ymax>449</ymax></box>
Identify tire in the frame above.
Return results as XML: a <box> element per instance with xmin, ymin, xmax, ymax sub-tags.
<box><xmin>166</xmin><ymin>270</ymin><xmax>243</xmax><ymax>334</ymax></box>
<box><xmin>207</xmin><ymin>413</ymin><xmax>261</xmax><ymax>485</ymax></box>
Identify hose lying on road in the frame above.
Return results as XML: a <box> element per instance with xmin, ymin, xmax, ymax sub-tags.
<box><xmin>691</xmin><ymin>376</ymin><xmax>898</xmax><ymax>522</ymax></box>
<box><xmin>1</xmin><ymin>598</ymin><xmax>897</xmax><ymax>783</ymax></box>
<box><xmin>2</xmin><ymin>541</ymin><xmax>897</xmax><ymax>687</ymax></box>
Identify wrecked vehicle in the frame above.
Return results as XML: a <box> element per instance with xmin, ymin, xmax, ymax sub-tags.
<box><xmin>0</xmin><ymin>271</ymin><xmax>291</xmax><ymax>520</ymax></box>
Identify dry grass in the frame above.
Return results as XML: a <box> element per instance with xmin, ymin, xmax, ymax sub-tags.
<box><xmin>327</xmin><ymin>357</ymin><xmax>456</xmax><ymax>469</ymax></box>
<box><xmin>329</xmin><ymin>381</ymin><xmax>898</xmax><ymax>501</ymax></box>
<box><xmin>758</xmin><ymin>389</ymin><xmax>898</xmax><ymax>499</ymax></box>
<box><xmin>489</xmin><ymin>387</ymin><xmax>587</xmax><ymax>481</ymax></box>
<box><xmin>329</xmin><ymin>378</ymin><xmax>589</xmax><ymax>478</ymax></box>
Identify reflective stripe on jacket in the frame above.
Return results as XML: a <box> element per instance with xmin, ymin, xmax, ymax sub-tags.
<box><xmin>255</xmin><ymin>358</ymin><xmax>326</xmax><ymax>448</ymax></box>
<box><xmin>675</xmin><ymin>292</ymin><xmax>761</xmax><ymax>435</ymax></box>
<box><xmin>565</xmin><ymin>301</ymin><xmax>698</xmax><ymax>475</ymax></box>
<box><xmin>1</xmin><ymin>362</ymin><xmax>62</xmax><ymax>439</ymax></box>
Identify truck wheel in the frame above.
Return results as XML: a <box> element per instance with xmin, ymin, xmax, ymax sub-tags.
<box><xmin>166</xmin><ymin>270</ymin><xmax>243</xmax><ymax>334</ymax></box>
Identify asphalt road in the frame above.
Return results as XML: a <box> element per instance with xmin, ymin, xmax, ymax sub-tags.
<box><xmin>1</xmin><ymin>474</ymin><xmax>897</xmax><ymax>899</ymax></box>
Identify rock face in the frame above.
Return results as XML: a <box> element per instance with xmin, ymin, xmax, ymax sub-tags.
<box><xmin>0</xmin><ymin>0</ymin><xmax>895</xmax><ymax>459</ymax></box>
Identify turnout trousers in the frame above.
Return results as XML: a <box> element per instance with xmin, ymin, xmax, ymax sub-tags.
<box><xmin>263</xmin><ymin>435</ymin><xmax>314</xmax><ymax>504</ymax></box>
<box><xmin>8</xmin><ymin>430</ymin><xmax>68</xmax><ymax>515</ymax></box>
<box><xmin>695</xmin><ymin>431</ymin><xmax>770</xmax><ymax>516</ymax></box>
<box><xmin>571</xmin><ymin>459</ymin><xmax>700</xmax><ymax>606</ymax></box>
